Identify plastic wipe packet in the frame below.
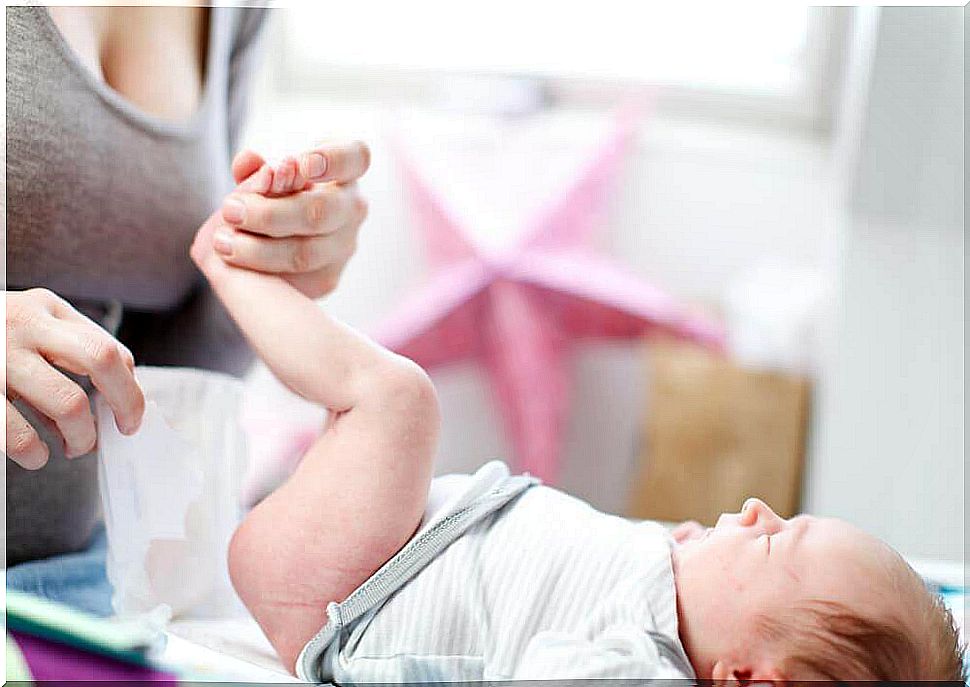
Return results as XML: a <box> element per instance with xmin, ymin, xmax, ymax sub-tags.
<box><xmin>96</xmin><ymin>366</ymin><xmax>250</xmax><ymax>621</ymax></box>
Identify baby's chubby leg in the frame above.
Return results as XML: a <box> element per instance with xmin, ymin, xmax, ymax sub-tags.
<box><xmin>191</xmin><ymin>214</ymin><xmax>439</xmax><ymax>673</ymax></box>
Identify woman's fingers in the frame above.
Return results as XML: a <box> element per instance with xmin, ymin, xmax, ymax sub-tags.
<box><xmin>238</xmin><ymin>141</ymin><xmax>370</xmax><ymax>190</ymax></box>
<box><xmin>235</xmin><ymin>140</ymin><xmax>370</xmax><ymax>196</ymax></box>
<box><xmin>4</xmin><ymin>398</ymin><xmax>49</xmax><ymax>469</ymax></box>
<box><xmin>213</xmin><ymin>221</ymin><xmax>358</xmax><ymax>275</ymax></box>
<box><xmin>221</xmin><ymin>182</ymin><xmax>366</xmax><ymax>238</ymax></box>
<box><xmin>297</xmin><ymin>141</ymin><xmax>371</xmax><ymax>184</ymax></box>
<box><xmin>6</xmin><ymin>288</ymin><xmax>146</xmax><ymax>470</ymax></box>
<box><xmin>43</xmin><ymin>299</ymin><xmax>137</xmax><ymax>373</ymax></box>
<box><xmin>34</xmin><ymin>322</ymin><xmax>145</xmax><ymax>436</ymax></box>
<box><xmin>216</xmin><ymin>142</ymin><xmax>371</xmax><ymax>299</ymax></box>
<box><xmin>5</xmin><ymin>352</ymin><xmax>97</xmax><ymax>458</ymax></box>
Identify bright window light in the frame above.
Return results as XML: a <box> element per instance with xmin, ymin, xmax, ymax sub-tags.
<box><xmin>284</xmin><ymin>2</ymin><xmax>810</xmax><ymax>95</ymax></box>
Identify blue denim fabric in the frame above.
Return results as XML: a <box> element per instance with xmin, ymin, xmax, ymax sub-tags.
<box><xmin>6</xmin><ymin>525</ymin><xmax>113</xmax><ymax>617</ymax></box>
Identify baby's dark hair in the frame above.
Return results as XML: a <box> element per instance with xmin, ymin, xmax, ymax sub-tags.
<box><xmin>757</xmin><ymin>591</ymin><xmax>966</xmax><ymax>682</ymax></box>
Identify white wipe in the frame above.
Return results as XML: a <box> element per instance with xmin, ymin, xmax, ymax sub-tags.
<box><xmin>98</xmin><ymin>400</ymin><xmax>203</xmax><ymax>541</ymax></box>
<box><xmin>97</xmin><ymin>366</ymin><xmax>250</xmax><ymax>621</ymax></box>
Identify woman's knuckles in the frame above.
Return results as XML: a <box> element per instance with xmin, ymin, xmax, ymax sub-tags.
<box><xmin>10</xmin><ymin>433</ymin><xmax>48</xmax><ymax>468</ymax></box>
<box><xmin>304</xmin><ymin>192</ymin><xmax>329</xmax><ymax>229</ymax></box>
<box><xmin>81</xmin><ymin>335</ymin><xmax>123</xmax><ymax>374</ymax></box>
<box><xmin>24</xmin><ymin>287</ymin><xmax>59</xmax><ymax>308</ymax></box>
<box><xmin>7</xmin><ymin>299</ymin><xmax>41</xmax><ymax>332</ymax></box>
<box><xmin>52</xmin><ymin>386</ymin><xmax>90</xmax><ymax>423</ymax></box>
<box><xmin>286</xmin><ymin>238</ymin><xmax>322</xmax><ymax>274</ymax></box>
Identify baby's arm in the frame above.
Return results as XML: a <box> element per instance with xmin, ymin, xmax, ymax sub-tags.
<box><xmin>191</xmin><ymin>216</ymin><xmax>439</xmax><ymax>673</ymax></box>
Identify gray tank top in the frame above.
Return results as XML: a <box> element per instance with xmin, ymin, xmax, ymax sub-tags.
<box><xmin>5</xmin><ymin>6</ymin><xmax>269</xmax><ymax>564</ymax></box>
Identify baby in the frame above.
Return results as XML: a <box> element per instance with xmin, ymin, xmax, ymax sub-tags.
<box><xmin>192</xmin><ymin>166</ymin><xmax>965</xmax><ymax>683</ymax></box>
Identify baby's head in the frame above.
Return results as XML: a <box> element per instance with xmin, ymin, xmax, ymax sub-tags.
<box><xmin>671</xmin><ymin>498</ymin><xmax>965</xmax><ymax>682</ymax></box>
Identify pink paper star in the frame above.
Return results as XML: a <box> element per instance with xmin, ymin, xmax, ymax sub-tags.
<box><xmin>376</xmin><ymin>112</ymin><xmax>724</xmax><ymax>484</ymax></box>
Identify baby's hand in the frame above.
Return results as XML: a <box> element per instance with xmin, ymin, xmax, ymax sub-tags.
<box><xmin>234</xmin><ymin>151</ymin><xmax>312</xmax><ymax>197</ymax></box>
<box><xmin>192</xmin><ymin>152</ymin><xmax>311</xmax><ymax>272</ymax></box>
<box><xmin>190</xmin><ymin>155</ymin><xmax>310</xmax><ymax>281</ymax></box>
<box><xmin>210</xmin><ymin>144</ymin><xmax>371</xmax><ymax>299</ymax></box>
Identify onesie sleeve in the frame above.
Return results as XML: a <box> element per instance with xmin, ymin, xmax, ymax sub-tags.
<box><xmin>512</xmin><ymin>624</ymin><xmax>689</xmax><ymax>680</ymax></box>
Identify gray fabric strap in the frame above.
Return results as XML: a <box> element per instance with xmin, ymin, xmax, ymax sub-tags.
<box><xmin>298</xmin><ymin>473</ymin><xmax>538</xmax><ymax>683</ymax></box>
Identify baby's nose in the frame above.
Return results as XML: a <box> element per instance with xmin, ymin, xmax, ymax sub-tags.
<box><xmin>715</xmin><ymin>511</ymin><xmax>742</xmax><ymax>529</ymax></box>
<box><xmin>741</xmin><ymin>497</ymin><xmax>784</xmax><ymax>531</ymax></box>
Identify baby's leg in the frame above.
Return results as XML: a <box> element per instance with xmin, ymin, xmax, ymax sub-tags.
<box><xmin>191</xmin><ymin>220</ymin><xmax>439</xmax><ymax>672</ymax></box>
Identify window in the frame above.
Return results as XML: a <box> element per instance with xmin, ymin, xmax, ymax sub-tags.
<box><xmin>272</xmin><ymin>4</ymin><xmax>847</xmax><ymax>132</ymax></box>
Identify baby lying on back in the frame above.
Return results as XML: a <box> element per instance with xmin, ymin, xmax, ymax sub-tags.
<box><xmin>191</xmin><ymin>161</ymin><xmax>965</xmax><ymax>683</ymax></box>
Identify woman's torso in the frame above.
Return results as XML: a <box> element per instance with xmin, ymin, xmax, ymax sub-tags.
<box><xmin>5</xmin><ymin>6</ymin><xmax>267</xmax><ymax>564</ymax></box>
<box><xmin>48</xmin><ymin>6</ymin><xmax>208</xmax><ymax>127</ymax></box>
<box><xmin>7</xmin><ymin>5</ymin><xmax>231</xmax><ymax>311</ymax></box>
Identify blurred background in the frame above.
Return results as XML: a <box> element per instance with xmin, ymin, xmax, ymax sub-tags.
<box><xmin>240</xmin><ymin>5</ymin><xmax>963</xmax><ymax>563</ymax></box>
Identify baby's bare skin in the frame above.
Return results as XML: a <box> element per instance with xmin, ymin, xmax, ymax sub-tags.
<box><xmin>671</xmin><ymin>499</ymin><xmax>947</xmax><ymax>681</ymax></box>
<box><xmin>236</xmin><ymin>155</ymin><xmax>311</xmax><ymax>197</ymax></box>
<box><xmin>216</xmin><ymin>144</ymin><xmax>370</xmax><ymax>300</ymax></box>
<box><xmin>193</xmin><ymin>164</ymin><xmax>961</xmax><ymax>681</ymax></box>
<box><xmin>192</xmin><ymin>197</ymin><xmax>439</xmax><ymax>672</ymax></box>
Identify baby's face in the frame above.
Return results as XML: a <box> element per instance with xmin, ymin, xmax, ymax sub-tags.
<box><xmin>673</xmin><ymin>499</ymin><xmax>900</xmax><ymax>640</ymax></box>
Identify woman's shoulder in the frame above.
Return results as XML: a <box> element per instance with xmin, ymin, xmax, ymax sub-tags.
<box><xmin>224</xmin><ymin>6</ymin><xmax>272</xmax><ymax>55</ymax></box>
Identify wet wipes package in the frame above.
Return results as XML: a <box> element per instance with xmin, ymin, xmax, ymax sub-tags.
<box><xmin>96</xmin><ymin>366</ymin><xmax>250</xmax><ymax>621</ymax></box>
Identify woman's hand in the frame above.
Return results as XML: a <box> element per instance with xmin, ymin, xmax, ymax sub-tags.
<box><xmin>4</xmin><ymin>289</ymin><xmax>145</xmax><ymax>469</ymax></box>
<box><xmin>212</xmin><ymin>142</ymin><xmax>371</xmax><ymax>299</ymax></box>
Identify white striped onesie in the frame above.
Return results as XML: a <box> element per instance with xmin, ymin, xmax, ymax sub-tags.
<box><xmin>297</xmin><ymin>461</ymin><xmax>695</xmax><ymax>683</ymax></box>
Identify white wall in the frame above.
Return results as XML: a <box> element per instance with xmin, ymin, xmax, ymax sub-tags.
<box><xmin>806</xmin><ymin>8</ymin><xmax>965</xmax><ymax>561</ymax></box>
<box><xmin>239</xmin><ymin>9</ymin><xmax>963</xmax><ymax>555</ymax></box>
<box><xmin>241</xmin><ymin>95</ymin><xmax>838</xmax><ymax>515</ymax></box>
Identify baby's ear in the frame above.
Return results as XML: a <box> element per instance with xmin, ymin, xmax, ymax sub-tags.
<box><xmin>742</xmin><ymin>666</ymin><xmax>787</xmax><ymax>685</ymax></box>
<box><xmin>712</xmin><ymin>657</ymin><xmax>786</xmax><ymax>686</ymax></box>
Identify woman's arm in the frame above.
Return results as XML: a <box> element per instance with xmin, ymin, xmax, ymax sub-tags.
<box><xmin>192</xmin><ymin>212</ymin><xmax>439</xmax><ymax>673</ymax></box>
